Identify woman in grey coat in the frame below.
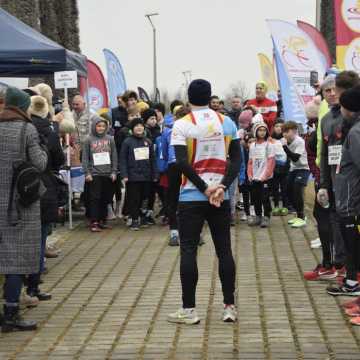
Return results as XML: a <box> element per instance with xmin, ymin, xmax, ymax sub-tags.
<box><xmin>0</xmin><ymin>87</ymin><xmax>48</xmax><ymax>333</ymax></box>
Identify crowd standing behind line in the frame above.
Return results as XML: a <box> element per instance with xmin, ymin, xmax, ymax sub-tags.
<box><xmin>2</xmin><ymin>69</ymin><xmax>360</xmax><ymax>332</ymax></box>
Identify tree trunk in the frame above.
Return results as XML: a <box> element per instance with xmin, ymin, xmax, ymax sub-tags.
<box><xmin>320</xmin><ymin>0</ymin><xmax>336</xmax><ymax>64</ymax></box>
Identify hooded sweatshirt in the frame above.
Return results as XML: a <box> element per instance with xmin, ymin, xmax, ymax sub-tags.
<box><xmin>247</xmin><ymin>122</ymin><xmax>276</xmax><ymax>182</ymax></box>
<box><xmin>82</xmin><ymin>116</ymin><xmax>118</xmax><ymax>177</ymax></box>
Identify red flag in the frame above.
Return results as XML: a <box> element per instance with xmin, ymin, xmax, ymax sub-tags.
<box><xmin>334</xmin><ymin>0</ymin><xmax>360</xmax><ymax>72</ymax></box>
<box><xmin>80</xmin><ymin>60</ymin><xmax>109</xmax><ymax>112</ymax></box>
<box><xmin>297</xmin><ymin>20</ymin><xmax>332</xmax><ymax>68</ymax></box>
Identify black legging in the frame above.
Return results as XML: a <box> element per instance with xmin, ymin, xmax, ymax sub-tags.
<box><xmin>178</xmin><ymin>201</ymin><xmax>235</xmax><ymax>308</ymax></box>
<box><xmin>251</xmin><ymin>181</ymin><xmax>271</xmax><ymax>217</ymax></box>
<box><xmin>339</xmin><ymin>216</ymin><xmax>360</xmax><ymax>282</ymax></box>
<box><xmin>239</xmin><ymin>184</ymin><xmax>251</xmax><ymax>216</ymax></box>
<box><xmin>271</xmin><ymin>172</ymin><xmax>289</xmax><ymax>208</ymax></box>
<box><xmin>287</xmin><ymin>171</ymin><xmax>306</xmax><ymax>219</ymax></box>
<box><xmin>167</xmin><ymin>164</ymin><xmax>182</xmax><ymax>230</ymax></box>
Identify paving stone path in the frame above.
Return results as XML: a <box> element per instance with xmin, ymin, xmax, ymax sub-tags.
<box><xmin>0</xmin><ymin>213</ymin><xmax>360</xmax><ymax>360</ymax></box>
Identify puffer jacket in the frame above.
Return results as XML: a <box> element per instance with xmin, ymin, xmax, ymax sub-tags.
<box><xmin>120</xmin><ymin>134</ymin><xmax>158</xmax><ymax>182</ymax></box>
<box><xmin>334</xmin><ymin>116</ymin><xmax>360</xmax><ymax>218</ymax></box>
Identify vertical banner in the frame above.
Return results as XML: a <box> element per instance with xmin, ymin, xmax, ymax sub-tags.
<box><xmin>80</xmin><ymin>60</ymin><xmax>109</xmax><ymax>113</ymax></box>
<box><xmin>273</xmin><ymin>44</ymin><xmax>307</xmax><ymax>131</ymax></box>
<box><xmin>267</xmin><ymin>20</ymin><xmax>326</xmax><ymax>105</ymax></box>
<box><xmin>257</xmin><ymin>53</ymin><xmax>279</xmax><ymax>101</ymax></box>
<box><xmin>103</xmin><ymin>49</ymin><xmax>127</xmax><ymax>109</ymax></box>
<box><xmin>297</xmin><ymin>20</ymin><xmax>333</xmax><ymax>69</ymax></box>
<box><xmin>334</xmin><ymin>0</ymin><xmax>360</xmax><ymax>72</ymax></box>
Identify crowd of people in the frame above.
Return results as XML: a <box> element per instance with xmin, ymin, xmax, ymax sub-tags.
<box><xmin>1</xmin><ymin>67</ymin><xmax>360</xmax><ymax>332</ymax></box>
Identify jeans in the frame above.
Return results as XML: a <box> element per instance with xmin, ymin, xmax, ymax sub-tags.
<box><xmin>3</xmin><ymin>275</ymin><xmax>23</xmax><ymax>305</ymax></box>
<box><xmin>178</xmin><ymin>201</ymin><xmax>235</xmax><ymax>308</ymax></box>
<box><xmin>26</xmin><ymin>223</ymin><xmax>52</xmax><ymax>293</ymax></box>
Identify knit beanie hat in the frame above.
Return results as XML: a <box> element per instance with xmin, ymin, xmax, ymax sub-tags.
<box><xmin>129</xmin><ymin>117</ymin><xmax>144</xmax><ymax>130</ymax></box>
<box><xmin>188</xmin><ymin>79</ymin><xmax>212</xmax><ymax>106</ymax></box>
<box><xmin>5</xmin><ymin>87</ymin><xmax>31</xmax><ymax>112</ymax></box>
<box><xmin>339</xmin><ymin>85</ymin><xmax>360</xmax><ymax>112</ymax></box>
<box><xmin>142</xmin><ymin>108</ymin><xmax>157</xmax><ymax>123</ymax></box>
<box><xmin>253</xmin><ymin>122</ymin><xmax>269</xmax><ymax>138</ymax></box>
<box><xmin>238</xmin><ymin>110</ymin><xmax>253</xmax><ymax>128</ymax></box>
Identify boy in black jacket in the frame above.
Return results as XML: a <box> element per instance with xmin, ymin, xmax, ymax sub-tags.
<box><xmin>120</xmin><ymin>118</ymin><xmax>158</xmax><ymax>230</ymax></box>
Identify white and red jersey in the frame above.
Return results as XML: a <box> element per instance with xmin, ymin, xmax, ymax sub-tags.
<box><xmin>247</xmin><ymin>98</ymin><xmax>277</xmax><ymax>133</ymax></box>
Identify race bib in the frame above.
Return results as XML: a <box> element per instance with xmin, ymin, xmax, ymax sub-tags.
<box><xmin>114</xmin><ymin>121</ymin><xmax>121</xmax><ymax>128</ymax></box>
<box><xmin>253</xmin><ymin>147</ymin><xmax>266</xmax><ymax>160</ymax></box>
<box><xmin>134</xmin><ymin>147</ymin><xmax>149</xmax><ymax>161</ymax></box>
<box><xmin>93</xmin><ymin>152</ymin><xmax>111</xmax><ymax>166</ymax></box>
<box><xmin>328</xmin><ymin>145</ymin><xmax>342</xmax><ymax>166</ymax></box>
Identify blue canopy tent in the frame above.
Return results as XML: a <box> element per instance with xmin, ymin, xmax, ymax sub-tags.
<box><xmin>0</xmin><ymin>7</ymin><xmax>87</xmax><ymax>77</ymax></box>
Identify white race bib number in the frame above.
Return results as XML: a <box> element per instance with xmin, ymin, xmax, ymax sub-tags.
<box><xmin>93</xmin><ymin>152</ymin><xmax>111</xmax><ymax>166</ymax></box>
<box><xmin>134</xmin><ymin>147</ymin><xmax>149</xmax><ymax>161</ymax></box>
<box><xmin>253</xmin><ymin>147</ymin><xmax>266</xmax><ymax>160</ymax></box>
<box><xmin>328</xmin><ymin>145</ymin><xmax>342</xmax><ymax>166</ymax></box>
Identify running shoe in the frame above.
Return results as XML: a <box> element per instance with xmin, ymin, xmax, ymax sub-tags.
<box><xmin>291</xmin><ymin>218</ymin><xmax>307</xmax><ymax>228</ymax></box>
<box><xmin>280</xmin><ymin>208</ymin><xmax>289</xmax><ymax>216</ymax></box>
<box><xmin>167</xmin><ymin>308</ymin><xmax>200</xmax><ymax>325</ymax></box>
<box><xmin>223</xmin><ymin>305</ymin><xmax>237</xmax><ymax>323</ymax></box>
<box><xmin>240</xmin><ymin>214</ymin><xmax>248</xmax><ymax>222</ymax></box>
<box><xmin>327</xmin><ymin>282</ymin><xmax>360</xmax><ymax>296</ymax></box>
<box><xmin>272</xmin><ymin>207</ymin><xmax>281</xmax><ymax>216</ymax></box>
<box><xmin>345</xmin><ymin>305</ymin><xmax>360</xmax><ymax>317</ymax></box>
<box><xmin>350</xmin><ymin>316</ymin><xmax>360</xmax><ymax>326</ymax></box>
<box><xmin>90</xmin><ymin>222</ymin><xmax>102</xmax><ymax>233</ymax></box>
<box><xmin>260</xmin><ymin>216</ymin><xmax>270</xmax><ymax>228</ymax></box>
<box><xmin>130</xmin><ymin>220</ymin><xmax>140</xmax><ymax>231</ymax></box>
<box><xmin>303</xmin><ymin>265</ymin><xmax>337</xmax><ymax>281</ymax></box>
<box><xmin>248</xmin><ymin>216</ymin><xmax>261</xmax><ymax>227</ymax></box>
<box><xmin>342</xmin><ymin>297</ymin><xmax>360</xmax><ymax>309</ymax></box>
<box><xmin>287</xmin><ymin>217</ymin><xmax>299</xmax><ymax>225</ymax></box>
<box><xmin>169</xmin><ymin>234</ymin><xmax>179</xmax><ymax>247</ymax></box>
<box><xmin>310</xmin><ymin>238</ymin><xmax>322</xmax><ymax>249</ymax></box>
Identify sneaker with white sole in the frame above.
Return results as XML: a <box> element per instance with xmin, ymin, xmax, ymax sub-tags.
<box><xmin>167</xmin><ymin>308</ymin><xmax>200</xmax><ymax>325</ymax></box>
<box><xmin>223</xmin><ymin>305</ymin><xmax>237</xmax><ymax>323</ymax></box>
<box><xmin>288</xmin><ymin>217</ymin><xmax>299</xmax><ymax>225</ymax></box>
<box><xmin>291</xmin><ymin>218</ymin><xmax>307</xmax><ymax>228</ymax></box>
<box><xmin>310</xmin><ymin>238</ymin><xmax>322</xmax><ymax>249</ymax></box>
<box><xmin>327</xmin><ymin>282</ymin><xmax>360</xmax><ymax>297</ymax></box>
<box><xmin>240</xmin><ymin>214</ymin><xmax>248</xmax><ymax>222</ymax></box>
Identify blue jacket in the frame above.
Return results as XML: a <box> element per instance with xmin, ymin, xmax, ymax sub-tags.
<box><xmin>238</xmin><ymin>145</ymin><xmax>246</xmax><ymax>185</ymax></box>
<box><xmin>160</xmin><ymin>114</ymin><xmax>176</xmax><ymax>169</ymax></box>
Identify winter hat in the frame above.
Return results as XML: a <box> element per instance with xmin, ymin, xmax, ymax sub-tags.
<box><xmin>137</xmin><ymin>101</ymin><xmax>150</xmax><ymax>114</ymax></box>
<box><xmin>32</xmin><ymin>83</ymin><xmax>54</xmax><ymax>118</ymax></box>
<box><xmin>339</xmin><ymin>85</ymin><xmax>360</xmax><ymax>112</ymax></box>
<box><xmin>29</xmin><ymin>95</ymin><xmax>49</xmax><ymax>118</ymax></box>
<box><xmin>253</xmin><ymin>122</ymin><xmax>269</xmax><ymax>138</ymax></box>
<box><xmin>238</xmin><ymin>110</ymin><xmax>253</xmax><ymax>128</ymax></box>
<box><xmin>274</xmin><ymin>118</ymin><xmax>285</xmax><ymax>125</ymax></box>
<box><xmin>305</xmin><ymin>95</ymin><xmax>322</xmax><ymax>119</ymax></box>
<box><xmin>188</xmin><ymin>79</ymin><xmax>212</xmax><ymax>106</ymax></box>
<box><xmin>251</xmin><ymin>113</ymin><xmax>264</xmax><ymax>126</ymax></box>
<box><xmin>142</xmin><ymin>108</ymin><xmax>157</xmax><ymax>123</ymax></box>
<box><xmin>129</xmin><ymin>117</ymin><xmax>144</xmax><ymax>130</ymax></box>
<box><xmin>5</xmin><ymin>87</ymin><xmax>31</xmax><ymax>112</ymax></box>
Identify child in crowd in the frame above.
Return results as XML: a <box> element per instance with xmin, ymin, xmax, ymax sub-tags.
<box><xmin>247</xmin><ymin>122</ymin><xmax>276</xmax><ymax>228</ymax></box>
<box><xmin>282</xmin><ymin>121</ymin><xmax>310</xmax><ymax>228</ymax></box>
<box><xmin>82</xmin><ymin>116</ymin><xmax>118</xmax><ymax>232</ymax></box>
<box><xmin>238</xmin><ymin>134</ymin><xmax>254</xmax><ymax>221</ymax></box>
<box><xmin>120</xmin><ymin>118</ymin><xmax>158</xmax><ymax>231</ymax></box>
<box><xmin>143</xmin><ymin>108</ymin><xmax>163</xmax><ymax>225</ymax></box>
<box><xmin>271</xmin><ymin>119</ymin><xmax>290</xmax><ymax>216</ymax></box>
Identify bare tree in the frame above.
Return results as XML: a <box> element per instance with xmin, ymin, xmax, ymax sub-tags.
<box><xmin>223</xmin><ymin>81</ymin><xmax>252</xmax><ymax>108</ymax></box>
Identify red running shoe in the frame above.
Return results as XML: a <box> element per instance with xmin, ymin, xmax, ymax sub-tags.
<box><xmin>350</xmin><ymin>316</ymin><xmax>360</xmax><ymax>326</ymax></box>
<box><xmin>345</xmin><ymin>305</ymin><xmax>360</xmax><ymax>317</ymax></box>
<box><xmin>90</xmin><ymin>222</ymin><xmax>102</xmax><ymax>232</ymax></box>
<box><xmin>304</xmin><ymin>265</ymin><xmax>337</xmax><ymax>281</ymax></box>
<box><xmin>341</xmin><ymin>297</ymin><xmax>360</xmax><ymax>309</ymax></box>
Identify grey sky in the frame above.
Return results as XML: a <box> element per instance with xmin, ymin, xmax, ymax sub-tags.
<box><xmin>78</xmin><ymin>0</ymin><xmax>315</xmax><ymax>98</ymax></box>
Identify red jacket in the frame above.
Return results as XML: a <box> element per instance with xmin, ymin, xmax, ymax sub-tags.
<box><xmin>247</xmin><ymin>98</ymin><xmax>277</xmax><ymax>132</ymax></box>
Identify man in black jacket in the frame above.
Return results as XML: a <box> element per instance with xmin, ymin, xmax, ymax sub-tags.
<box><xmin>111</xmin><ymin>94</ymin><xmax>128</xmax><ymax>130</ymax></box>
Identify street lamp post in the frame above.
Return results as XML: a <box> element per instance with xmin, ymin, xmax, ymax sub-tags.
<box><xmin>145</xmin><ymin>13</ymin><xmax>159</xmax><ymax>100</ymax></box>
<box><xmin>316</xmin><ymin>0</ymin><xmax>321</xmax><ymax>30</ymax></box>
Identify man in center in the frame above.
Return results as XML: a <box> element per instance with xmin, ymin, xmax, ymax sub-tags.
<box><xmin>168</xmin><ymin>79</ymin><xmax>241</xmax><ymax>325</ymax></box>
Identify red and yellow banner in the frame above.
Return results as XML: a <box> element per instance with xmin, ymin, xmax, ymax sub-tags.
<box><xmin>335</xmin><ymin>0</ymin><xmax>360</xmax><ymax>71</ymax></box>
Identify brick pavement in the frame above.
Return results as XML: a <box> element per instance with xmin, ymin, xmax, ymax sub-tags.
<box><xmin>0</xmin><ymin>213</ymin><xmax>359</xmax><ymax>360</ymax></box>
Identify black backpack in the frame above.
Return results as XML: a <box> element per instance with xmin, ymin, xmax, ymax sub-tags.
<box><xmin>8</xmin><ymin>122</ymin><xmax>42</xmax><ymax>225</ymax></box>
